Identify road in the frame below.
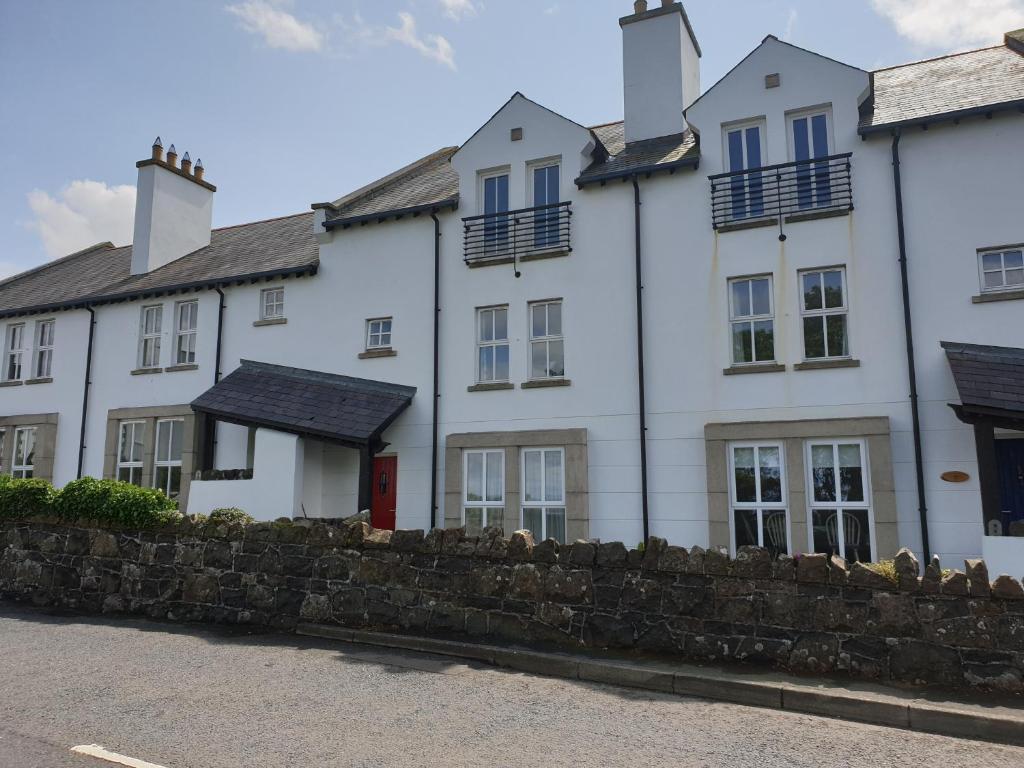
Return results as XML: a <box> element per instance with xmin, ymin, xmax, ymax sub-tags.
<box><xmin>1</xmin><ymin>604</ymin><xmax>1022</xmax><ymax>768</ymax></box>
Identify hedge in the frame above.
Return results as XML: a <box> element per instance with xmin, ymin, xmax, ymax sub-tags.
<box><xmin>0</xmin><ymin>476</ymin><xmax>56</xmax><ymax>519</ymax></box>
<box><xmin>0</xmin><ymin>476</ymin><xmax>180</xmax><ymax>528</ymax></box>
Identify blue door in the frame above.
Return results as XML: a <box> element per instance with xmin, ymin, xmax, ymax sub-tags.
<box><xmin>483</xmin><ymin>174</ymin><xmax>509</xmax><ymax>251</ymax></box>
<box><xmin>533</xmin><ymin>165</ymin><xmax>560</xmax><ymax>248</ymax></box>
<box><xmin>792</xmin><ymin>113</ymin><xmax>831</xmax><ymax>209</ymax></box>
<box><xmin>726</xmin><ymin>124</ymin><xmax>764</xmax><ymax>219</ymax></box>
<box><xmin>996</xmin><ymin>438</ymin><xmax>1024</xmax><ymax>531</ymax></box>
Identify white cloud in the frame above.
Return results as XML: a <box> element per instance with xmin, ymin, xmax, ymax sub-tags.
<box><xmin>544</xmin><ymin>4</ymin><xmax>560</xmax><ymax>16</ymax></box>
<box><xmin>440</xmin><ymin>0</ymin><xmax>478</xmax><ymax>21</ymax></box>
<box><xmin>871</xmin><ymin>0</ymin><xmax>1024</xmax><ymax>50</ymax></box>
<box><xmin>783</xmin><ymin>8</ymin><xmax>798</xmax><ymax>40</ymax></box>
<box><xmin>386</xmin><ymin>13</ymin><xmax>457</xmax><ymax>70</ymax></box>
<box><xmin>227</xmin><ymin>0</ymin><xmax>325</xmax><ymax>52</ymax></box>
<box><xmin>26</xmin><ymin>180</ymin><xmax>135</xmax><ymax>260</ymax></box>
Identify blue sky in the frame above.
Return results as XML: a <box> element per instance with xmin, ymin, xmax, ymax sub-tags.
<box><xmin>1</xmin><ymin>0</ymin><xmax>1022</xmax><ymax>277</ymax></box>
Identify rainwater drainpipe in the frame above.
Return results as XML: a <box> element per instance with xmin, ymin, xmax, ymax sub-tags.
<box><xmin>430</xmin><ymin>214</ymin><xmax>442</xmax><ymax>530</ymax></box>
<box><xmin>76</xmin><ymin>306</ymin><xmax>96</xmax><ymax>478</ymax></box>
<box><xmin>202</xmin><ymin>287</ymin><xmax>226</xmax><ymax>471</ymax></box>
<box><xmin>632</xmin><ymin>177</ymin><xmax>651</xmax><ymax>544</ymax></box>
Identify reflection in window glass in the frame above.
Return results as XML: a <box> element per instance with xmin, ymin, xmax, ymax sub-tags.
<box><xmin>729</xmin><ymin>443</ymin><xmax>788</xmax><ymax>557</ymax></box>
<box><xmin>807</xmin><ymin>441</ymin><xmax>873</xmax><ymax>562</ymax></box>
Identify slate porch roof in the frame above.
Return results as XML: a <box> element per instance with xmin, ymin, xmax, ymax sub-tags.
<box><xmin>191</xmin><ymin>360</ymin><xmax>416</xmax><ymax>448</ymax></box>
<box><xmin>942</xmin><ymin>341</ymin><xmax>1024</xmax><ymax>422</ymax></box>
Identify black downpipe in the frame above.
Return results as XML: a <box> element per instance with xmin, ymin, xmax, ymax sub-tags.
<box><xmin>891</xmin><ymin>132</ymin><xmax>931</xmax><ymax>562</ymax></box>
<box><xmin>76</xmin><ymin>306</ymin><xmax>96</xmax><ymax>478</ymax></box>
<box><xmin>430</xmin><ymin>214</ymin><xmax>442</xmax><ymax>530</ymax></box>
<box><xmin>202</xmin><ymin>287</ymin><xmax>226</xmax><ymax>471</ymax></box>
<box><xmin>632</xmin><ymin>178</ymin><xmax>651</xmax><ymax>544</ymax></box>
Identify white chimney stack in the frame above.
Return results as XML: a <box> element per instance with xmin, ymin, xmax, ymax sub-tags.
<box><xmin>131</xmin><ymin>138</ymin><xmax>216</xmax><ymax>275</ymax></box>
<box><xmin>620</xmin><ymin>1</ymin><xmax>701</xmax><ymax>143</ymax></box>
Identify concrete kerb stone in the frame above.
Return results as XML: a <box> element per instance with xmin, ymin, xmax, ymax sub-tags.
<box><xmin>780</xmin><ymin>686</ymin><xmax>911</xmax><ymax>728</ymax></box>
<box><xmin>907</xmin><ymin>703</ymin><xmax>1024</xmax><ymax>746</ymax></box>
<box><xmin>673</xmin><ymin>672</ymin><xmax>783</xmax><ymax>709</ymax></box>
<box><xmin>577</xmin><ymin>659</ymin><xmax>675</xmax><ymax>694</ymax></box>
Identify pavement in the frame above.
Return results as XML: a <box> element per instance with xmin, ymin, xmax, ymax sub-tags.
<box><xmin>2</xmin><ymin>604</ymin><xmax>1024</xmax><ymax>768</ymax></box>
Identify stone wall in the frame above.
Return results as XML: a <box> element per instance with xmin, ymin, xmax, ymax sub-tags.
<box><xmin>2</xmin><ymin>519</ymin><xmax>1024</xmax><ymax>693</ymax></box>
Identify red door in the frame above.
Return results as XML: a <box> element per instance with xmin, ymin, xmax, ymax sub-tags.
<box><xmin>371</xmin><ymin>456</ymin><xmax>397</xmax><ymax>531</ymax></box>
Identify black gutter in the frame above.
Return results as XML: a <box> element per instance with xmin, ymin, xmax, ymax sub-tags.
<box><xmin>323</xmin><ymin>198</ymin><xmax>459</xmax><ymax>230</ymax></box>
<box><xmin>859</xmin><ymin>99</ymin><xmax>1024</xmax><ymax>136</ymax></box>
<box><xmin>76</xmin><ymin>306</ymin><xmax>96</xmax><ymax>478</ymax></box>
<box><xmin>891</xmin><ymin>131</ymin><xmax>931</xmax><ymax>562</ymax></box>
<box><xmin>429</xmin><ymin>214</ymin><xmax>442</xmax><ymax>530</ymax></box>
<box><xmin>631</xmin><ymin>177</ymin><xmax>651</xmax><ymax>544</ymax></box>
<box><xmin>576</xmin><ymin>156</ymin><xmax>699</xmax><ymax>189</ymax></box>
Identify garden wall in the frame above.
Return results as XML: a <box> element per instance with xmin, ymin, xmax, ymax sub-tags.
<box><xmin>2</xmin><ymin>519</ymin><xmax>1023</xmax><ymax>693</ymax></box>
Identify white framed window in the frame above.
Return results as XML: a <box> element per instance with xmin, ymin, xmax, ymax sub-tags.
<box><xmin>529</xmin><ymin>161</ymin><xmax>561</xmax><ymax>249</ymax></box>
<box><xmin>529</xmin><ymin>300</ymin><xmax>564</xmax><ymax>380</ymax></box>
<box><xmin>12</xmin><ymin>427</ymin><xmax>36</xmax><ymax>479</ymax></box>
<box><xmin>139</xmin><ymin>305</ymin><xmax>162</xmax><ymax>369</ymax></box>
<box><xmin>117</xmin><ymin>420</ymin><xmax>146</xmax><ymax>486</ymax></box>
<box><xmin>521</xmin><ymin>447</ymin><xmax>566</xmax><ymax>544</ymax></box>
<box><xmin>261</xmin><ymin>287</ymin><xmax>285</xmax><ymax>319</ymax></box>
<box><xmin>806</xmin><ymin>439</ymin><xmax>874</xmax><ymax>563</ymax></box>
<box><xmin>366</xmin><ymin>318</ymin><xmax>393</xmax><ymax>350</ymax></box>
<box><xmin>154</xmin><ymin>418</ymin><xmax>184</xmax><ymax>498</ymax></box>
<box><xmin>33</xmin><ymin>319</ymin><xmax>55</xmax><ymax>379</ymax></box>
<box><xmin>787</xmin><ymin>106</ymin><xmax>835</xmax><ymax>210</ymax></box>
<box><xmin>729</xmin><ymin>276</ymin><xmax>775</xmax><ymax>365</ymax></box>
<box><xmin>799</xmin><ymin>268</ymin><xmax>849</xmax><ymax>360</ymax></box>
<box><xmin>728</xmin><ymin>442</ymin><xmax>789</xmax><ymax>557</ymax></box>
<box><xmin>477</xmin><ymin>306</ymin><xmax>509</xmax><ymax>383</ymax></box>
<box><xmin>722</xmin><ymin>118</ymin><xmax>768</xmax><ymax>221</ymax></box>
<box><xmin>5</xmin><ymin>323</ymin><xmax>25</xmax><ymax>381</ymax></box>
<box><xmin>978</xmin><ymin>247</ymin><xmax>1024</xmax><ymax>293</ymax></box>
<box><xmin>463</xmin><ymin>449</ymin><xmax>504</xmax><ymax>535</ymax></box>
<box><xmin>480</xmin><ymin>169</ymin><xmax>511</xmax><ymax>253</ymax></box>
<box><xmin>174</xmin><ymin>300</ymin><xmax>198</xmax><ymax>365</ymax></box>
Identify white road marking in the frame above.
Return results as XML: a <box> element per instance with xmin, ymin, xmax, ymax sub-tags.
<box><xmin>70</xmin><ymin>744</ymin><xmax>169</xmax><ymax>768</ymax></box>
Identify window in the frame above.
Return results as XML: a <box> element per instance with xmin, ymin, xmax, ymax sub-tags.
<box><xmin>789</xmin><ymin>108</ymin><xmax>833</xmax><ymax>209</ymax></box>
<box><xmin>521</xmin><ymin>447</ymin><xmax>566</xmax><ymax>543</ymax></box>
<box><xmin>154</xmin><ymin>418</ymin><xmax>184</xmax><ymax>498</ymax></box>
<box><xmin>978</xmin><ymin>247</ymin><xmax>1024</xmax><ymax>293</ymax></box>
<box><xmin>723</xmin><ymin>120</ymin><xmax>766</xmax><ymax>220</ymax></box>
<box><xmin>33</xmin><ymin>319</ymin><xmax>55</xmax><ymax>379</ymax></box>
<box><xmin>800</xmin><ymin>268</ymin><xmax>849</xmax><ymax>359</ymax></box>
<box><xmin>529</xmin><ymin>300</ymin><xmax>564</xmax><ymax>380</ymax></box>
<box><xmin>139</xmin><ymin>306</ymin><xmax>162</xmax><ymax>368</ymax></box>
<box><xmin>729</xmin><ymin>276</ymin><xmax>775</xmax><ymax>364</ymax></box>
<box><xmin>728</xmin><ymin>443</ymin><xmax>788</xmax><ymax>557</ymax></box>
<box><xmin>807</xmin><ymin>440</ymin><xmax>873</xmax><ymax>562</ymax></box>
<box><xmin>477</xmin><ymin>306</ymin><xmax>509</xmax><ymax>383</ymax></box>
<box><xmin>5</xmin><ymin>323</ymin><xmax>25</xmax><ymax>381</ymax></box>
<box><xmin>482</xmin><ymin>172</ymin><xmax>510</xmax><ymax>252</ymax></box>
<box><xmin>174</xmin><ymin>300</ymin><xmax>198</xmax><ymax>365</ymax></box>
<box><xmin>261</xmin><ymin>287</ymin><xmax>285</xmax><ymax>319</ymax></box>
<box><xmin>532</xmin><ymin>163</ymin><xmax>561</xmax><ymax>248</ymax></box>
<box><xmin>463</xmin><ymin>449</ymin><xmax>504</xmax><ymax>535</ymax></box>
<box><xmin>117</xmin><ymin>421</ymin><xmax>145</xmax><ymax>485</ymax></box>
<box><xmin>12</xmin><ymin>427</ymin><xmax>36</xmax><ymax>479</ymax></box>
<box><xmin>366</xmin><ymin>318</ymin><xmax>393</xmax><ymax>350</ymax></box>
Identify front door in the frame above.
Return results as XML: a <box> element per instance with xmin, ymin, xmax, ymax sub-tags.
<box><xmin>371</xmin><ymin>455</ymin><xmax>397</xmax><ymax>531</ymax></box>
<box><xmin>996</xmin><ymin>438</ymin><xmax>1024</xmax><ymax>532</ymax></box>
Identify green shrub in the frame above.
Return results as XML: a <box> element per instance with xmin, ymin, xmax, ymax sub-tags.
<box><xmin>53</xmin><ymin>477</ymin><xmax>180</xmax><ymax>528</ymax></box>
<box><xmin>208</xmin><ymin>507</ymin><xmax>254</xmax><ymax>526</ymax></box>
<box><xmin>0</xmin><ymin>476</ymin><xmax>56</xmax><ymax>519</ymax></box>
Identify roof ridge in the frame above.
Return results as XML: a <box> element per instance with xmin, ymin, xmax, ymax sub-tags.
<box><xmin>872</xmin><ymin>44</ymin><xmax>1006</xmax><ymax>73</ymax></box>
<box><xmin>0</xmin><ymin>241</ymin><xmax>117</xmax><ymax>290</ymax></box>
<box><xmin>588</xmin><ymin>119</ymin><xmax>624</xmax><ymax>130</ymax></box>
<box><xmin>212</xmin><ymin>211</ymin><xmax>312</xmax><ymax>233</ymax></box>
<box><xmin>315</xmin><ymin>146</ymin><xmax>458</xmax><ymax>213</ymax></box>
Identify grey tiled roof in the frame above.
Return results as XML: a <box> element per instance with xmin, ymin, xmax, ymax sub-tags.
<box><xmin>191</xmin><ymin>360</ymin><xmax>416</xmax><ymax>446</ymax></box>
<box><xmin>577</xmin><ymin>122</ymin><xmax>699</xmax><ymax>186</ymax></box>
<box><xmin>942</xmin><ymin>341</ymin><xmax>1024</xmax><ymax>416</ymax></box>
<box><xmin>861</xmin><ymin>44</ymin><xmax>1024</xmax><ymax>132</ymax></box>
<box><xmin>0</xmin><ymin>212</ymin><xmax>318</xmax><ymax>318</ymax></box>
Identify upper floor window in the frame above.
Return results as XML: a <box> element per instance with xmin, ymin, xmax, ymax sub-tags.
<box><xmin>175</xmin><ymin>300</ymin><xmax>198</xmax><ymax>365</ymax></box>
<box><xmin>522</xmin><ymin>447</ymin><xmax>566</xmax><ymax>544</ymax></box>
<box><xmin>529</xmin><ymin>300</ymin><xmax>564</xmax><ymax>380</ymax></box>
<box><xmin>807</xmin><ymin>440</ymin><xmax>873</xmax><ymax>562</ymax></box>
<box><xmin>154</xmin><ymin>418</ymin><xmax>184</xmax><ymax>498</ymax></box>
<box><xmin>139</xmin><ymin>305</ymin><xmax>162</xmax><ymax>369</ymax></box>
<box><xmin>117</xmin><ymin>420</ymin><xmax>145</xmax><ymax>485</ymax></box>
<box><xmin>788</xmin><ymin>108</ymin><xmax>833</xmax><ymax>210</ymax></box>
<box><xmin>261</xmin><ymin>287</ymin><xmax>285</xmax><ymax>320</ymax></box>
<box><xmin>482</xmin><ymin>171</ymin><xmax>510</xmax><ymax>252</ymax></box>
<box><xmin>979</xmin><ymin>247</ymin><xmax>1024</xmax><ymax>293</ymax></box>
<box><xmin>723</xmin><ymin>120</ymin><xmax>766</xmax><ymax>220</ymax></box>
<box><xmin>34</xmin><ymin>319</ymin><xmax>54</xmax><ymax>379</ymax></box>
<box><xmin>5</xmin><ymin>323</ymin><xmax>25</xmax><ymax>381</ymax></box>
<box><xmin>12</xmin><ymin>426</ymin><xmax>36</xmax><ymax>479</ymax></box>
<box><xmin>729</xmin><ymin>276</ymin><xmax>775</xmax><ymax>365</ymax></box>
<box><xmin>366</xmin><ymin>318</ymin><xmax>393</xmax><ymax>350</ymax></box>
<box><xmin>463</xmin><ymin>448</ymin><xmax>504</xmax><ymax>535</ymax></box>
<box><xmin>800</xmin><ymin>268</ymin><xmax>849</xmax><ymax>360</ymax></box>
<box><xmin>477</xmin><ymin>306</ymin><xmax>509</xmax><ymax>383</ymax></box>
<box><xmin>729</xmin><ymin>442</ymin><xmax>788</xmax><ymax>557</ymax></box>
<box><xmin>531</xmin><ymin>163</ymin><xmax>561</xmax><ymax>248</ymax></box>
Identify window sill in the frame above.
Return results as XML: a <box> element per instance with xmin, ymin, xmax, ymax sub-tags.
<box><xmin>715</xmin><ymin>217</ymin><xmax>778</xmax><ymax>234</ymax></box>
<box><xmin>519</xmin><ymin>247</ymin><xmax>570</xmax><ymax>263</ymax></box>
<box><xmin>254</xmin><ymin>317</ymin><xmax>288</xmax><ymax>327</ymax></box>
<box><xmin>131</xmin><ymin>367</ymin><xmax>163</xmax><ymax>376</ymax></box>
<box><xmin>784</xmin><ymin>207</ymin><xmax>852</xmax><ymax>224</ymax></box>
<box><xmin>723</xmin><ymin>363</ymin><xmax>786</xmax><ymax>376</ymax></box>
<box><xmin>25</xmin><ymin>377</ymin><xmax>53</xmax><ymax>385</ymax></box>
<box><xmin>521</xmin><ymin>378</ymin><xmax>571</xmax><ymax>389</ymax></box>
<box><xmin>166</xmin><ymin>364</ymin><xmax>199</xmax><ymax>373</ymax></box>
<box><xmin>359</xmin><ymin>348</ymin><xmax>397</xmax><ymax>359</ymax></box>
<box><xmin>973</xmin><ymin>288</ymin><xmax>1024</xmax><ymax>304</ymax></box>
<box><xmin>466</xmin><ymin>247</ymin><xmax>570</xmax><ymax>268</ymax></box>
<box><xmin>0</xmin><ymin>379</ymin><xmax>23</xmax><ymax>388</ymax></box>
<box><xmin>794</xmin><ymin>358</ymin><xmax>861</xmax><ymax>371</ymax></box>
<box><xmin>467</xmin><ymin>382</ymin><xmax>514</xmax><ymax>392</ymax></box>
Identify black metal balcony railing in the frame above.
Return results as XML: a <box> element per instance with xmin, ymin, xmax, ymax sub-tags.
<box><xmin>709</xmin><ymin>153</ymin><xmax>853</xmax><ymax>231</ymax></box>
<box><xmin>463</xmin><ymin>201</ymin><xmax>572</xmax><ymax>265</ymax></box>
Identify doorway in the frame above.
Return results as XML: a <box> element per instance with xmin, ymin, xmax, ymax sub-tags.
<box><xmin>996</xmin><ymin>438</ymin><xmax>1024</xmax><ymax>533</ymax></box>
<box><xmin>371</xmin><ymin>455</ymin><xmax>397</xmax><ymax>531</ymax></box>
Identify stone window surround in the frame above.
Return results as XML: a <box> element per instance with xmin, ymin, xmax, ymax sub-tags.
<box><xmin>444</xmin><ymin>428</ymin><xmax>589</xmax><ymax>542</ymax></box>
<box><xmin>0</xmin><ymin>413</ymin><xmax>57</xmax><ymax>481</ymax></box>
<box><xmin>103</xmin><ymin>405</ymin><xmax>198</xmax><ymax>508</ymax></box>
<box><xmin>704</xmin><ymin>416</ymin><xmax>897</xmax><ymax>560</ymax></box>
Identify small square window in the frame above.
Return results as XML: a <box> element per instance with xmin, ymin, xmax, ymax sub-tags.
<box><xmin>978</xmin><ymin>248</ymin><xmax>1024</xmax><ymax>293</ymax></box>
<box><xmin>366</xmin><ymin>318</ymin><xmax>393</xmax><ymax>350</ymax></box>
<box><xmin>261</xmin><ymin>287</ymin><xmax>285</xmax><ymax>320</ymax></box>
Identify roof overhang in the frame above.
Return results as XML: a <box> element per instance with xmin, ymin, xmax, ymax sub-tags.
<box><xmin>943</xmin><ymin>340</ymin><xmax>1024</xmax><ymax>430</ymax></box>
<box><xmin>858</xmin><ymin>98</ymin><xmax>1024</xmax><ymax>136</ymax></box>
<box><xmin>322</xmin><ymin>198</ymin><xmax>459</xmax><ymax>231</ymax></box>
<box><xmin>575</xmin><ymin>155</ymin><xmax>700</xmax><ymax>188</ymax></box>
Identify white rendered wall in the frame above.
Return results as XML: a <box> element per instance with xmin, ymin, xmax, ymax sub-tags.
<box><xmin>131</xmin><ymin>164</ymin><xmax>213</xmax><ymax>274</ymax></box>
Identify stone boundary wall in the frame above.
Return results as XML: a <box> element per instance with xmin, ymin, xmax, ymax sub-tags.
<box><xmin>2</xmin><ymin>520</ymin><xmax>1023</xmax><ymax>693</ymax></box>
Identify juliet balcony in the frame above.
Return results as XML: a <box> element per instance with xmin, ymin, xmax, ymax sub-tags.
<box><xmin>463</xmin><ymin>201</ymin><xmax>573</xmax><ymax>266</ymax></box>
<box><xmin>709</xmin><ymin>153</ymin><xmax>854</xmax><ymax>232</ymax></box>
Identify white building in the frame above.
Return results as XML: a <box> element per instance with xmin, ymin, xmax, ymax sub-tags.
<box><xmin>2</xmin><ymin>2</ymin><xmax>1022</xmax><ymax>573</ymax></box>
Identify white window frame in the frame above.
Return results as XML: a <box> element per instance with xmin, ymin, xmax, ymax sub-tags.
<box><xmin>5</xmin><ymin>323</ymin><xmax>25</xmax><ymax>381</ymax></box>
<box><xmin>260</xmin><ymin>287</ymin><xmax>285</xmax><ymax>320</ymax></box>
<box><xmin>476</xmin><ymin>305</ymin><xmax>510</xmax><ymax>384</ymax></box>
<box><xmin>117</xmin><ymin>420</ymin><xmax>146</xmax><ymax>486</ymax></box>
<box><xmin>365</xmin><ymin>317</ymin><xmax>393</xmax><ymax>350</ymax></box>
<box><xmin>478</xmin><ymin>167</ymin><xmax>512</xmax><ymax>215</ymax></box>
<box><xmin>727</xmin><ymin>441</ymin><xmax>790</xmax><ymax>556</ymax></box>
<box><xmin>12</xmin><ymin>426</ymin><xmax>36</xmax><ymax>479</ymax></box>
<box><xmin>798</xmin><ymin>267</ymin><xmax>850</xmax><ymax>360</ymax></box>
<box><xmin>33</xmin><ymin>319</ymin><xmax>55</xmax><ymax>379</ymax></box>
<box><xmin>139</xmin><ymin>305</ymin><xmax>162</xmax><ymax>369</ymax></box>
<box><xmin>527</xmin><ymin>158</ymin><xmax>562</xmax><ymax>205</ymax></box>
<box><xmin>721</xmin><ymin>117</ymin><xmax>768</xmax><ymax>172</ymax></box>
<box><xmin>804</xmin><ymin>438</ymin><xmax>876</xmax><ymax>562</ymax></box>
<box><xmin>977</xmin><ymin>246</ymin><xmax>1024</xmax><ymax>293</ymax></box>
<box><xmin>154</xmin><ymin>418</ymin><xmax>184</xmax><ymax>498</ymax></box>
<box><xmin>785</xmin><ymin>105</ymin><xmax>835</xmax><ymax>162</ymax></box>
<box><xmin>528</xmin><ymin>299</ymin><xmax>564</xmax><ymax>380</ymax></box>
<box><xmin>728</xmin><ymin>275</ymin><xmax>775</xmax><ymax>365</ymax></box>
<box><xmin>463</xmin><ymin>449</ymin><xmax>505</xmax><ymax>532</ymax></box>
<box><xmin>174</xmin><ymin>300</ymin><xmax>198</xmax><ymax>365</ymax></box>
<box><xmin>520</xmin><ymin>447</ymin><xmax>566</xmax><ymax>543</ymax></box>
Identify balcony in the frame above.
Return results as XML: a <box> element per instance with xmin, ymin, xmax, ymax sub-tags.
<box><xmin>463</xmin><ymin>201</ymin><xmax>572</xmax><ymax>266</ymax></box>
<box><xmin>709</xmin><ymin>153</ymin><xmax>853</xmax><ymax>232</ymax></box>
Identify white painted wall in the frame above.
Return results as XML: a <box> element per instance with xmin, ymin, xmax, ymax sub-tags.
<box><xmin>982</xmin><ymin>536</ymin><xmax>1024</xmax><ymax>581</ymax></box>
<box><xmin>131</xmin><ymin>163</ymin><xmax>213</xmax><ymax>275</ymax></box>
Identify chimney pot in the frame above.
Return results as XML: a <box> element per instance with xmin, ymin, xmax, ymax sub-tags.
<box><xmin>633</xmin><ymin>1</ymin><xmax>648</xmax><ymax>12</ymax></box>
<box><xmin>181</xmin><ymin>151</ymin><xmax>192</xmax><ymax>174</ymax></box>
<box><xmin>166</xmin><ymin>144</ymin><xmax>178</xmax><ymax>168</ymax></box>
<box><xmin>151</xmin><ymin>136</ymin><xmax>163</xmax><ymax>161</ymax></box>
<box><xmin>194</xmin><ymin>159</ymin><xmax>204</xmax><ymax>182</ymax></box>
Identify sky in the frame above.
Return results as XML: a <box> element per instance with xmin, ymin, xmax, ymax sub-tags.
<box><xmin>1</xmin><ymin>0</ymin><xmax>1022</xmax><ymax>279</ymax></box>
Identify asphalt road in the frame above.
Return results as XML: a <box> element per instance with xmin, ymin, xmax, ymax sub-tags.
<box><xmin>1</xmin><ymin>604</ymin><xmax>1022</xmax><ymax>768</ymax></box>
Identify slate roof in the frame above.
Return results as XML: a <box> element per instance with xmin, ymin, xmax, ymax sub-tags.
<box><xmin>191</xmin><ymin>360</ymin><xmax>416</xmax><ymax>448</ymax></box>
<box><xmin>860</xmin><ymin>43</ymin><xmax>1024</xmax><ymax>133</ymax></box>
<box><xmin>0</xmin><ymin>212</ymin><xmax>318</xmax><ymax>318</ymax></box>
<box><xmin>577</xmin><ymin>122</ymin><xmax>699</xmax><ymax>186</ymax></box>
<box><xmin>942</xmin><ymin>341</ymin><xmax>1024</xmax><ymax>417</ymax></box>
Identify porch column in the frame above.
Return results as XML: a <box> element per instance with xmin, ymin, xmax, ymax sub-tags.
<box><xmin>358</xmin><ymin>444</ymin><xmax>373</xmax><ymax>514</ymax></box>
<box><xmin>973</xmin><ymin>422</ymin><xmax>1003</xmax><ymax>535</ymax></box>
